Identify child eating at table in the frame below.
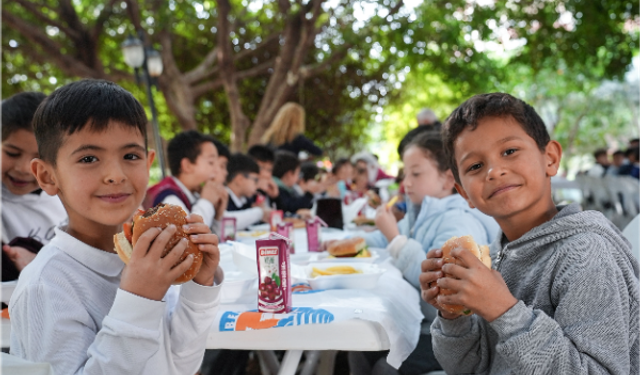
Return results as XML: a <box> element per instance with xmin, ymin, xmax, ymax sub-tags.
<box><xmin>146</xmin><ymin>130</ymin><xmax>228</xmax><ymax>229</ymax></box>
<box><xmin>420</xmin><ymin>93</ymin><xmax>639</xmax><ymax>374</ymax></box>
<box><xmin>10</xmin><ymin>79</ymin><xmax>224</xmax><ymax>375</ymax></box>
<box><xmin>2</xmin><ymin>92</ymin><xmax>68</xmax><ymax>281</ymax></box>
<box><xmin>224</xmin><ymin>153</ymin><xmax>271</xmax><ymax>229</ymax></box>
<box><xmin>350</xmin><ymin>131</ymin><xmax>498</xmax><ymax>375</ymax></box>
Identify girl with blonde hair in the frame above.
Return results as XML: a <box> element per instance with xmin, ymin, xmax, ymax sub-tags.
<box><xmin>261</xmin><ymin>102</ymin><xmax>323</xmax><ymax>157</ymax></box>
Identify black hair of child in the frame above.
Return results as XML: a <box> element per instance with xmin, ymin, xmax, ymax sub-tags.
<box><xmin>405</xmin><ymin>131</ymin><xmax>449</xmax><ymax>173</ymax></box>
<box><xmin>627</xmin><ymin>146</ymin><xmax>639</xmax><ymax>161</ymax></box>
<box><xmin>226</xmin><ymin>153</ymin><xmax>260</xmax><ymax>184</ymax></box>
<box><xmin>273</xmin><ymin>150</ymin><xmax>300</xmax><ymax>179</ymax></box>
<box><xmin>613</xmin><ymin>150</ymin><xmax>625</xmax><ymax>157</ymax></box>
<box><xmin>442</xmin><ymin>92</ymin><xmax>550</xmax><ymax>183</ymax></box>
<box><xmin>32</xmin><ymin>79</ymin><xmax>147</xmax><ymax>166</ymax></box>
<box><xmin>167</xmin><ymin>130</ymin><xmax>217</xmax><ymax>176</ymax></box>
<box><xmin>332</xmin><ymin>157</ymin><xmax>352</xmax><ymax>174</ymax></box>
<box><xmin>213</xmin><ymin>138</ymin><xmax>231</xmax><ymax>160</ymax></box>
<box><xmin>2</xmin><ymin>92</ymin><xmax>47</xmax><ymax>141</ymax></box>
<box><xmin>300</xmin><ymin>161</ymin><xmax>319</xmax><ymax>182</ymax></box>
<box><xmin>247</xmin><ymin>144</ymin><xmax>275</xmax><ymax>163</ymax></box>
<box><xmin>593</xmin><ymin>148</ymin><xmax>608</xmax><ymax>159</ymax></box>
<box><xmin>397</xmin><ymin>125</ymin><xmax>441</xmax><ymax>159</ymax></box>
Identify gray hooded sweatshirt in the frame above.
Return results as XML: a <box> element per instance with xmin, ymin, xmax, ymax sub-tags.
<box><xmin>431</xmin><ymin>204</ymin><xmax>640</xmax><ymax>374</ymax></box>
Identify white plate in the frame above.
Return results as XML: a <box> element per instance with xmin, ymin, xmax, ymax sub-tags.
<box><xmin>1</xmin><ymin>281</ymin><xmax>18</xmax><ymax>304</ymax></box>
<box><xmin>303</xmin><ymin>262</ymin><xmax>383</xmax><ymax>290</ymax></box>
<box><xmin>221</xmin><ymin>271</ymin><xmax>257</xmax><ymax>304</ymax></box>
<box><xmin>315</xmin><ymin>248</ymin><xmax>380</xmax><ymax>263</ymax></box>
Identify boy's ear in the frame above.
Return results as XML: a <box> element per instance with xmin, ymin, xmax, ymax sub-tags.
<box><xmin>30</xmin><ymin>159</ymin><xmax>59</xmax><ymax>196</ymax></box>
<box><xmin>454</xmin><ymin>182</ymin><xmax>476</xmax><ymax>209</ymax></box>
<box><xmin>442</xmin><ymin>170</ymin><xmax>456</xmax><ymax>193</ymax></box>
<box><xmin>147</xmin><ymin>149</ymin><xmax>156</xmax><ymax>170</ymax></box>
<box><xmin>544</xmin><ymin>140</ymin><xmax>562</xmax><ymax>177</ymax></box>
<box><xmin>180</xmin><ymin>157</ymin><xmax>194</xmax><ymax>174</ymax></box>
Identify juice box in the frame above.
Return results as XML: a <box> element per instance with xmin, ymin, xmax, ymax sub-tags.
<box><xmin>269</xmin><ymin>210</ymin><xmax>284</xmax><ymax>232</ymax></box>
<box><xmin>276</xmin><ymin>221</ymin><xmax>295</xmax><ymax>254</ymax></box>
<box><xmin>306</xmin><ymin>217</ymin><xmax>327</xmax><ymax>252</ymax></box>
<box><xmin>256</xmin><ymin>233</ymin><xmax>292</xmax><ymax>313</ymax></box>
<box><xmin>221</xmin><ymin>217</ymin><xmax>237</xmax><ymax>242</ymax></box>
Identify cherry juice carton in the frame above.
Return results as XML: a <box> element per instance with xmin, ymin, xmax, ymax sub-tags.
<box><xmin>221</xmin><ymin>217</ymin><xmax>237</xmax><ymax>242</ymax></box>
<box><xmin>306</xmin><ymin>217</ymin><xmax>328</xmax><ymax>252</ymax></box>
<box><xmin>276</xmin><ymin>221</ymin><xmax>295</xmax><ymax>254</ymax></box>
<box><xmin>256</xmin><ymin>233</ymin><xmax>292</xmax><ymax>313</ymax></box>
<box><xmin>269</xmin><ymin>210</ymin><xmax>284</xmax><ymax>232</ymax></box>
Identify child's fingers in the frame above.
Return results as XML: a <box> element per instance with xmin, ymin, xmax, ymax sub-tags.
<box><xmin>147</xmin><ymin>225</ymin><xmax>177</xmax><ymax>259</ymax></box>
<box><xmin>437</xmin><ymin>275</ymin><xmax>464</xmax><ymax>292</ymax></box>
<box><xmin>189</xmin><ymin>233</ymin><xmax>219</xmax><ymax>248</ymax></box>
<box><xmin>130</xmin><ymin>227</ymin><xmax>163</xmax><ymax>260</ymax></box>
<box><xmin>421</xmin><ymin>257</ymin><xmax>443</xmax><ymax>273</ymax></box>
<box><xmin>185</xmin><ymin>214</ymin><xmax>204</xmax><ymax>224</ymax></box>
<box><xmin>426</xmin><ymin>248</ymin><xmax>443</xmax><ymax>259</ymax></box>
<box><xmin>168</xmin><ymin>254</ymin><xmax>195</xmax><ymax>282</ymax></box>
<box><xmin>421</xmin><ymin>286</ymin><xmax>439</xmax><ymax>304</ymax></box>
<box><xmin>183</xmin><ymin>222</ymin><xmax>211</xmax><ymax>235</ymax></box>
<box><xmin>162</xmin><ymin>238</ymin><xmax>188</xmax><ymax>267</ymax></box>
<box><xmin>449</xmin><ymin>247</ymin><xmax>483</xmax><ymax>268</ymax></box>
<box><xmin>441</xmin><ymin>263</ymin><xmax>469</xmax><ymax>280</ymax></box>
<box><xmin>419</xmin><ymin>270</ymin><xmax>442</xmax><ymax>290</ymax></box>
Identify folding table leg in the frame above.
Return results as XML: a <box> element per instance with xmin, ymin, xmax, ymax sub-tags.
<box><xmin>277</xmin><ymin>350</ymin><xmax>304</xmax><ymax>375</ymax></box>
<box><xmin>316</xmin><ymin>350</ymin><xmax>338</xmax><ymax>375</ymax></box>
<box><xmin>256</xmin><ymin>350</ymin><xmax>280</xmax><ymax>375</ymax></box>
<box><xmin>299</xmin><ymin>350</ymin><xmax>322</xmax><ymax>375</ymax></box>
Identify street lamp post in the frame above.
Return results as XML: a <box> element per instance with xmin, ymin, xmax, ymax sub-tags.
<box><xmin>121</xmin><ymin>31</ymin><xmax>167</xmax><ymax>179</ymax></box>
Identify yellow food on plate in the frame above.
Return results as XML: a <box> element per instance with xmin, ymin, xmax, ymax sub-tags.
<box><xmin>311</xmin><ymin>266</ymin><xmax>363</xmax><ymax>278</ymax></box>
<box><xmin>237</xmin><ymin>230</ymin><xmax>268</xmax><ymax>238</ymax></box>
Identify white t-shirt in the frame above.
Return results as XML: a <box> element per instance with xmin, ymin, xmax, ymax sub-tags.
<box><xmin>10</xmin><ymin>228</ymin><xmax>223</xmax><ymax>375</ymax></box>
<box><xmin>224</xmin><ymin>187</ymin><xmax>263</xmax><ymax>230</ymax></box>
<box><xmin>1</xmin><ymin>184</ymin><xmax>67</xmax><ymax>244</ymax></box>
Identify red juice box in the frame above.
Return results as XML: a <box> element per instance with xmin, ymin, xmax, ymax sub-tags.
<box><xmin>221</xmin><ymin>217</ymin><xmax>237</xmax><ymax>242</ymax></box>
<box><xmin>269</xmin><ymin>210</ymin><xmax>284</xmax><ymax>232</ymax></box>
<box><xmin>256</xmin><ymin>233</ymin><xmax>292</xmax><ymax>313</ymax></box>
<box><xmin>276</xmin><ymin>221</ymin><xmax>295</xmax><ymax>254</ymax></box>
<box><xmin>306</xmin><ymin>217</ymin><xmax>328</xmax><ymax>252</ymax></box>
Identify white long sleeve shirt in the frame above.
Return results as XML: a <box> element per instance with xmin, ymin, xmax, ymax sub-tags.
<box><xmin>224</xmin><ymin>187</ymin><xmax>264</xmax><ymax>230</ymax></box>
<box><xmin>1</xmin><ymin>184</ymin><xmax>67</xmax><ymax>244</ymax></box>
<box><xmin>9</xmin><ymin>228</ymin><xmax>223</xmax><ymax>375</ymax></box>
<box><xmin>161</xmin><ymin>176</ymin><xmax>215</xmax><ymax>228</ymax></box>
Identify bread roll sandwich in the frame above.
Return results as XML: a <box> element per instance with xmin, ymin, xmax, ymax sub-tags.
<box><xmin>436</xmin><ymin>235</ymin><xmax>491</xmax><ymax>315</ymax></box>
<box><xmin>114</xmin><ymin>203</ymin><xmax>203</xmax><ymax>284</ymax></box>
<box><xmin>366</xmin><ymin>190</ymin><xmax>382</xmax><ymax>208</ymax></box>
<box><xmin>327</xmin><ymin>237</ymin><xmax>370</xmax><ymax>258</ymax></box>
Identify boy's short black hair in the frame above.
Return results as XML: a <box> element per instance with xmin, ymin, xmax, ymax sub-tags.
<box><xmin>2</xmin><ymin>92</ymin><xmax>47</xmax><ymax>141</ymax></box>
<box><xmin>627</xmin><ymin>146</ymin><xmax>639</xmax><ymax>161</ymax></box>
<box><xmin>593</xmin><ymin>148</ymin><xmax>608</xmax><ymax>159</ymax></box>
<box><xmin>273</xmin><ymin>151</ymin><xmax>300</xmax><ymax>178</ymax></box>
<box><xmin>442</xmin><ymin>93</ymin><xmax>550</xmax><ymax>183</ymax></box>
<box><xmin>405</xmin><ymin>131</ymin><xmax>449</xmax><ymax>173</ymax></box>
<box><xmin>213</xmin><ymin>139</ymin><xmax>231</xmax><ymax>160</ymax></box>
<box><xmin>226</xmin><ymin>153</ymin><xmax>260</xmax><ymax>183</ymax></box>
<box><xmin>300</xmin><ymin>161</ymin><xmax>319</xmax><ymax>182</ymax></box>
<box><xmin>167</xmin><ymin>130</ymin><xmax>216</xmax><ymax>176</ymax></box>
<box><xmin>332</xmin><ymin>157</ymin><xmax>352</xmax><ymax>174</ymax></box>
<box><xmin>32</xmin><ymin>80</ymin><xmax>147</xmax><ymax>166</ymax></box>
<box><xmin>397</xmin><ymin>126</ymin><xmax>441</xmax><ymax>159</ymax></box>
<box><xmin>613</xmin><ymin>150</ymin><xmax>625</xmax><ymax>157</ymax></box>
<box><xmin>247</xmin><ymin>144</ymin><xmax>275</xmax><ymax>163</ymax></box>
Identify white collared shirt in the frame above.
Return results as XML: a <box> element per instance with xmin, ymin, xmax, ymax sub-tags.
<box><xmin>224</xmin><ymin>187</ymin><xmax>264</xmax><ymax>230</ymax></box>
<box><xmin>161</xmin><ymin>177</ymin><xmax>215</xmax><ymax>228</ymax></box>
<box><xmin>10</xmin><ymin>227</ymin><xmax>223</xmax><ymax>375</ymax></box>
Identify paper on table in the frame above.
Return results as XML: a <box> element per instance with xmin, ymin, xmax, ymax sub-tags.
<box><xmin>342</xmin><ymin>197</ymin><xmax>369</xmax><ymax>225</ymax></box>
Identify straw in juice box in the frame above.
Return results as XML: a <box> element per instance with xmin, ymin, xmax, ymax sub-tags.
<box><xmin>256</xmin><ymin>233</ymin><xmax>292</xmax><ymax>313</ymax></box>
<box><xmin>276</xmin><ymin>222</ymin><xmax>295</xmax><ymax>254</ymax></box>
<box><xmin>221</xmin><ymin>217</ymin><xmax>237</xmax><ymax>242</ymax></box>
<box><xmin>270</xmin><ymin>210</ymin><xmax>284</xmax><ymax>232</ymax></box>
<box><xmin>306</xmin><ymin>216</ymin><xmax>328</xmax><ymax>252</ymax></box>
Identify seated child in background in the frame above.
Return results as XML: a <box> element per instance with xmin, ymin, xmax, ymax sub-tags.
<box><xmin>349</xmin><ymin>132</ymin><xmax>498</xmax><ymax>375</ymax></box>
<box><xmin>224</xmin><ymin>153</ymin><xmax>271</xmax><ymax>229</ymax></box>
<box><xmin>145</xmin><ymin>130</ymin><xmax>228</xmax><ymax>230</ymax></box>
<box><xmin>212</xmin><ymin>138</ymin><xmax>230</xmax><ymax>183</ymax></box>
<box><xmin>11</xmin><ymin>79</ymin><xmax>223</xmax><ymax>374</ymax></box>
<box><xmin>1</xmin><ymin>91</ymin><xmax>67</xmax><ymax>281</ymax></box>
<box><xmin>272</xmin><ymin>151</ymin><xmax>322</xmax><ymax>214</ymax></box>
<box><xmin>326</xmin><ymin>157</ymin><xmax>353</xmax><ymax>198</ymax></box>
<box><xmin>421</xmin><ymin>93</ymin><xmax>639</xmax><ymax>374</ymax></box>
<box><xmin>247</xmin><ymin>144</ymin><xmax>279</xmax><ymax>206</ymax></box>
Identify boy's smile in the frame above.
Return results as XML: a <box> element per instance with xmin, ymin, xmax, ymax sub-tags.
<box><xmin>453</xmin><ymin>116</ymin><xmax>561</xmax><ymax>240</ymax></box>
<box><xmin>32</xmin><ymin>122</ymin><xmax>154</xmax><ymax>251</ymax></box>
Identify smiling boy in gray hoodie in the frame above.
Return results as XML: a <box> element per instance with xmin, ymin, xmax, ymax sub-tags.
<box><xmin>420</xmin><ymin>93</ymin><xmax>639</xmax><ymax>375</ymax></box>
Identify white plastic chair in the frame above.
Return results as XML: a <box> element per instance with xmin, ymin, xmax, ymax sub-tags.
<box><xmin>1</xmin><ymin>353</ymin><xmax>55</xmax><ymax>375</ymax></box>
<box><xmin>623</xmin><ymin>214</ymin><xmax>640</xmax><ymax>262</ymax></box>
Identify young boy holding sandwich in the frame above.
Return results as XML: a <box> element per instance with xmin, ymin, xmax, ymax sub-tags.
<box><xmin>10</xmin><ymin>79</ymin><xmax>224</xmax><ymax>375</ymax></box>
<box><xmin>420</xmin><ymin>93</ymin><xmax>639</xmax><ymax>374</ymax></box>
